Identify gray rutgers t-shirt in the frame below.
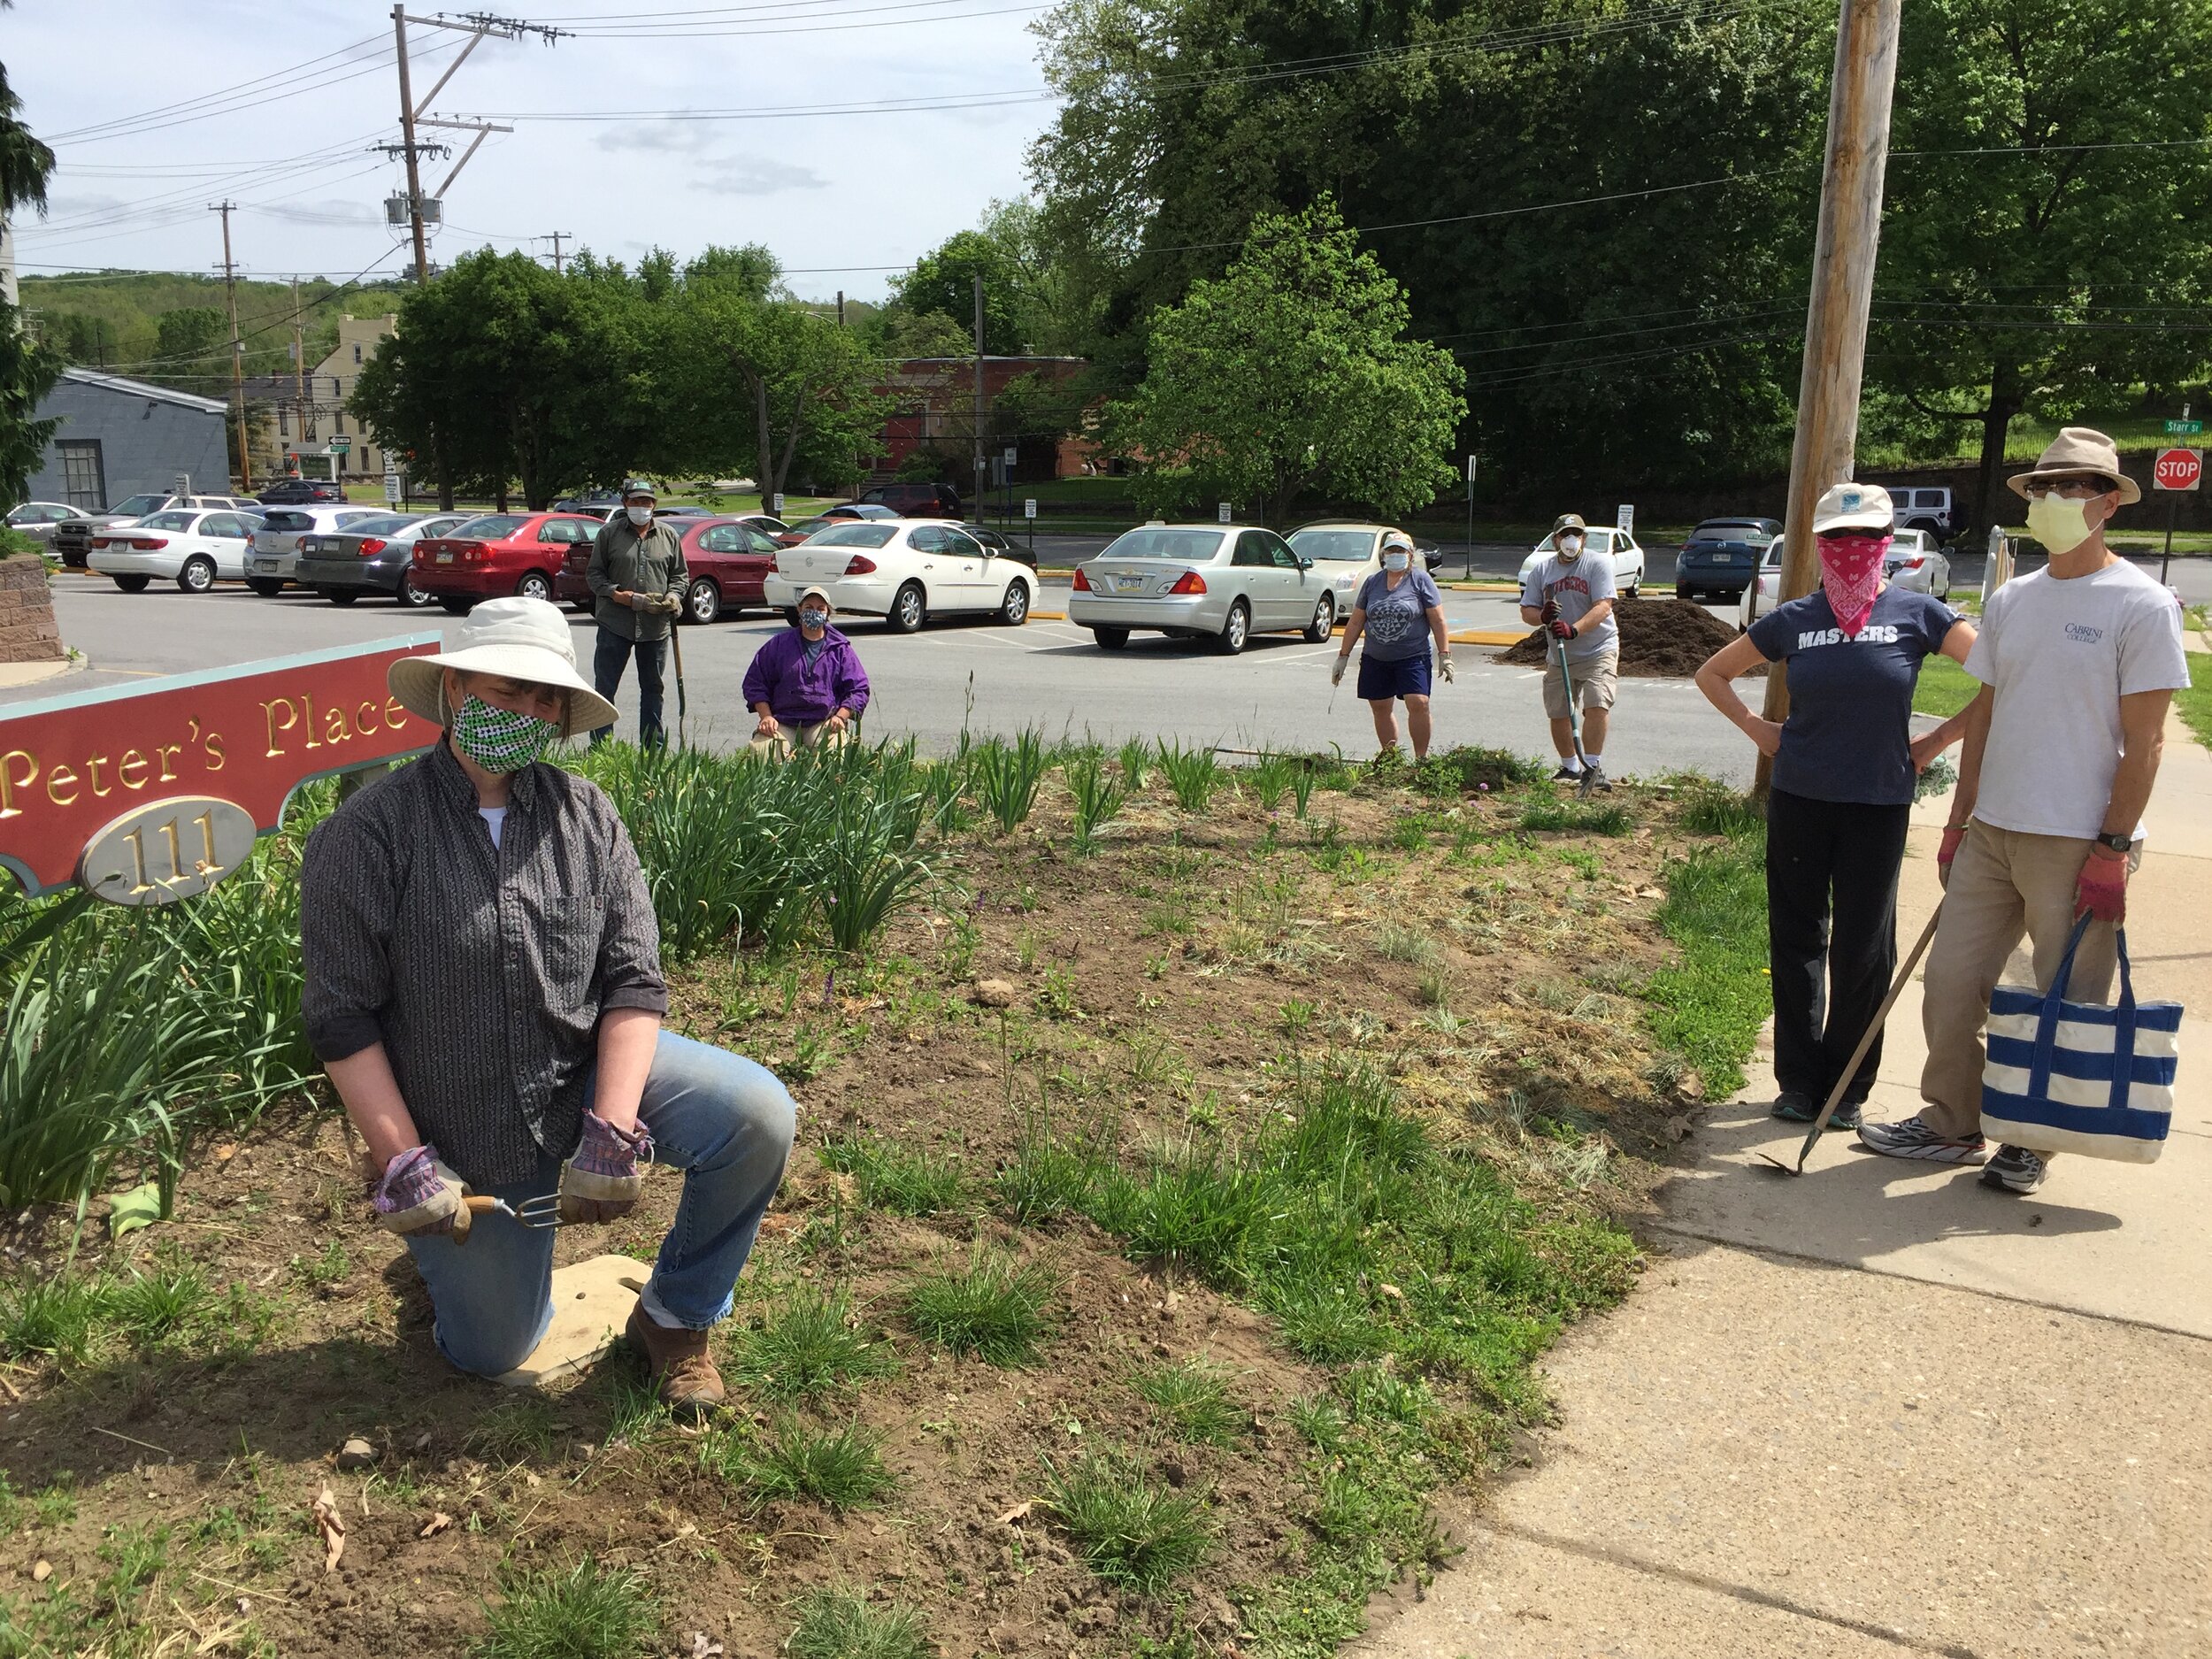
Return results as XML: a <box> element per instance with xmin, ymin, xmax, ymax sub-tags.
<box><xmin>1518</xmin><ymin>549</ymin><xmax>1618</xmax><ymax>664</ymax></box>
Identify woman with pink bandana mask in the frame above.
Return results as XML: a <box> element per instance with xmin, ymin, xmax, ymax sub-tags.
<box><xmin>1694</xmin><ymin>482</ymin><xmax>1976</xmax><ymax>1129</ymax></box>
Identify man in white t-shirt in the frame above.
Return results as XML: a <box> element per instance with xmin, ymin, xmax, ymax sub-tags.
<box><xmin>1859</xmin><ymin>428</ymin><xmax>2190</xmax><ymax>1193</ymax></box>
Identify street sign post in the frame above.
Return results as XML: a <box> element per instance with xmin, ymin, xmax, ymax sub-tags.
<box><xmin>0</xmin><ymin>637</ymin><xmax>442</xmax><ymax>903</ymax></box>
<box><xmin>1465</xmin><ymin>455</ymin><xmax>1477</xmax><ymax>580</ymax></box>
<box><xmin>383</xmin><ymin>472</ymin><xmax>402</xmax><ymax>504</ymax></box>
<box><xmin>2154</xmin><ymin>448</ymin><xmax>2202</xmax><ymax>583</ymax></box>
<box><xmin>1617</xmin><ymin>504</ymin><xmax>1635</xmax><ymax>534</ymax></box>
<box><xmin>327</xmin><ymin>436</ymin><xmax>352</xmax><ymax>455</ymax></box>
<box><xmin>1023</xmin><ymin>496</ymin><xmax>1037</xmax><ymax>556</ymax></box>
<box><xmin>1217</xmin><ymin>503</ymin><xmax>1232</xmax><ymax>525</ymax></box>
<box><xmin>772</xmin><ymin>493</ymin><xmax>785</xmax><ymax>518</ymax></box>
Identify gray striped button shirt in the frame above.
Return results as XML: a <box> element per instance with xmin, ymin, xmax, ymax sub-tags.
<box><xmin>301</xmin><ymin>741</ymin><xmax>668</xmax><ymax>1186</ymax></box>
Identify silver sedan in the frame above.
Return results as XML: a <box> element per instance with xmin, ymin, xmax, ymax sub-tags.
<box><xmin>1070</xmin><ymin>524</ymin><xmax>1339</xmax><ymax>654</ymax></box>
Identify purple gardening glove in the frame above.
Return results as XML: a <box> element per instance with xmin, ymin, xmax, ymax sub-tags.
<box><xmin>372</xmin><ymin>1145</ymin><xmax>465</xmax><ymax>1237</ymax></box>
<box><xmin>557</xmin><ymin>1113</ymin><xmax>654</xmax><ymax>1224</ymax></box>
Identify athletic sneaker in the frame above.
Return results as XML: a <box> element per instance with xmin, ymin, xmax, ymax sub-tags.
<box><xmin>1582</xmin><ymin>764</ymin><xmax>1612</xmax><ymax>792</ymax></box>
<box><xmin>1552</xmin><ymin>762</ymin><xmax>1583</xmax><ymax>781</ymax></box>
<box><xmin>1979</xmin><ymin>1144</ymin><xmax>2048</xmax><ymax>1194</ymax></box>
<box><xmin>1771</xmin><ymin>1091</ymin><xmax>1820</xmax><ymax>1123</ymax></box>
<box><xmin>1828</xmin><ymin>1099</ymin><xmax>1863</xmax><ymax>1132</ymax></box>
<box><xmin>1855</xmin><ymin>1117</ymin><xmax>1988</xmax><ymax>1164</ymax></box>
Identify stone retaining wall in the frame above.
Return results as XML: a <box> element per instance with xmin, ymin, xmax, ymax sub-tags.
<box><xmin>0</xmin><ymin>555</ymin><xmax>65</xmax><ymax>664</ymax></box>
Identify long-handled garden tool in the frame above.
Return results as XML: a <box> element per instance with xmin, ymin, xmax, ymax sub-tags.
<box><xmin>667</xmin><ymin>605</ymin><xmax>689</xmax><ymax>749</ymax></box>
<box><xmin>1552</xmin><ymin>635</ymin><xmax>1598</xmax><ymax>800</ymax></box>
<box><xmin>1755</xmin><ymin>901</ymin><xmax>1945</xmax><ymax>1176</ymax></box>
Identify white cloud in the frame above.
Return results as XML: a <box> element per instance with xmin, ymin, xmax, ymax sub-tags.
<box><xmin>691</xmin><ymin>157</ymin><xmax>827</xmax><ymax>196</ymax></box>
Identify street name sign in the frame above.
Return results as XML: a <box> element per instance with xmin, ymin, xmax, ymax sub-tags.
<box><xmin>327</xmin><ymin>435</ymin><xmax>352</xmax><ymax>454</ymax></box>
<box><xmin>2154</xmin><ymin>449</ymin><xmax>2202</xmax><ymax>493</ymax></box>
<box><xmin>2164</xmin><ymin>419</ymin><xmax>2202</xmax><ymax>437</ymax></box>
<box><xmin>0</xmin><ymin>636</ymin><xmax>442</xmax><ymax>903</ymax></box>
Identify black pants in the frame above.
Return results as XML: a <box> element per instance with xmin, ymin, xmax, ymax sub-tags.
<box><xmin>1765</xmin><ymin>787</ymin><xmax>1910</xmax><ymax>1107</ymax></box>
<box><xmin>590</xmin><ymin>629</ymin><xmax>667</xmax><ymax>749</ymax></box>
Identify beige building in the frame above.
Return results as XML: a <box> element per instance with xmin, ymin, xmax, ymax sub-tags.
<box><xmin>264</xmin><ymin>312</ymin><xmax>398</xmax><ymax>480</ymax></box>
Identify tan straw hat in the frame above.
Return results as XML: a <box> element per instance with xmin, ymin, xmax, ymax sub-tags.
<box><xmin>388</xmin><ymin>595</ymin><xmax>617</xmax><ymax>738</ymax></box>
<box><xmin>2007</xmin><ymin>426</ymin><xmax>2140</xmax><ymax>504</ymax></box>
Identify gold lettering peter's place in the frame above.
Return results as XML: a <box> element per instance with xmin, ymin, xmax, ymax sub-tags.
<box><xmin>0</xmin><ymin>718</ymin><xmax>225</xmax><ymax>821</ymax></box>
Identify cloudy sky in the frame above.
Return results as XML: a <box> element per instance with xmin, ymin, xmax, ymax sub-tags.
<box><xmin>9</xmin><ymin>0</ymin><xmax>1059</xmax><ymax>301</ymax></box>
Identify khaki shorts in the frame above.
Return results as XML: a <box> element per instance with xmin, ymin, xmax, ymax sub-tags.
<box><xmin>748</xmin><ymin>719</ymin><xmax>852</xmax><ymax>760</ymax></box>
<box><xmin>1540</xmin><ymin>649</ymin><xmax>1618</xmax><ymax>719</ymax></box>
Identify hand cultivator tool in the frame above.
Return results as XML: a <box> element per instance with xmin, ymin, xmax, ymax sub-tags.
<box><xmin>452</xmin><ymin>1192</ymin><xmax>571</xmax><ymax>1243</ymax></box>
<box><xmin>1755</xmin><ymin>902</ymin><xmax>1945</xmax><ymax>1176</ymax></box>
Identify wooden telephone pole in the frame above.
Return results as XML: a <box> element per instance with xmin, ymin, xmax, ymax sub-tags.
<box><xmin>1755</xmin><ymin>0</ymin><xmax>1902</xmax><ymax>795</ymax></box>
<box><xmin>210</xmin><ymin>201</ymin><xmax>250</xmax><ymax>490</ymax></box>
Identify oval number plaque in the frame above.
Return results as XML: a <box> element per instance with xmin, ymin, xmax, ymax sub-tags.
<box><xmin>76</xmin><ymin>796</ymin><xmax>258</xmax><ymax>907</ymax></box>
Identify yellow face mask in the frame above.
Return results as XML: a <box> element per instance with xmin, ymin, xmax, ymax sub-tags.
<box><xmin>2026</xmin><ymin>494</ymin><xmax>2094</xmax><ymax>555</ymax></box>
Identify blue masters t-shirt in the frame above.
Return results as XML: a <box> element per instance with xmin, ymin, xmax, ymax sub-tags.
<box><xmin>1746</xmin><ymin>586</ymin><xmax>1957</xmax><ymax>806</ymax></box>
<box><xmin>1355</xmin><ymin>568</ymin><xmax>1443</xmax><ymax>662</ymax></box>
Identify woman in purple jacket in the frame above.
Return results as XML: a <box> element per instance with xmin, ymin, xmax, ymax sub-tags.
<box><xmin>742</xmin><ymin>585</ymin><xmax>872</xmax><ymax>757</ymax></box>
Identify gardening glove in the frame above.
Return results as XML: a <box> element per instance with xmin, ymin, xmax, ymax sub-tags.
<box><xmin>1936</xmin><ymin>824</ymin><xmax>1967</xmax><ymax>887</ymax></box>
<box><xmin>1540</xmin><ymin>597</ymin><xmax>1561</xmax><ymax>623</ymax></box>
<box><xmin>2075</xmin><ymin>850</ymin><xmax>2128</xmax><ymax>923</ymax></box>
<box><xmin>372</xmin><ymin>1145</ymin><xmax>465</xmax><ymax>1238</ymax></box>
<box><xmin>1438</xmin><ymin>655</ymin><xmax>1455</xmax><ymax>684</ymax></box>
<box><xmin>654</xmin><ymin>591</ymin><xmax>684</xmax><ymax>615</ymax></box>
<box><xmin>1548</xmin><ymin>619</ymin><xmax>1578</xmax><ymax>641</ymax></box>
<box><xmin>557</xmin><ymin>1113</ymin><xmax>653</xmax><ymax>1224</ymax></box>
<box><xmin>1330</xmin><ymin>656</ymin><xmax>1348</xmax><ymax>687</ymax></box>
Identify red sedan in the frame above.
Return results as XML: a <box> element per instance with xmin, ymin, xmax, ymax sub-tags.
<box><xmin>556</xmin><ymin>514</ymin><xmax>783</xmax><ymax>625</ymax></box>
<box><xmin>411</xmin><ymin>512</ymin><xmax>605</xmax><ymax>613</ymax></box>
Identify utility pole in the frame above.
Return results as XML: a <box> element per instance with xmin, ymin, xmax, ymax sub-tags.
<box><xmin>542</xmin><ymin>230</ymin><xmax>570</xmax><ymax>274</ymax></box>
<box><xmin>836</xmin><ymin>289</ymin><xmax>845</xmax><ymax>327</ymax></box>
<box><xmin>211</xmin><ymin>201</ymin><xmax>251</xmax><ymax>490</ymax></box>
<box><xmin>972</xmin><ymin>274</ymin><xmax>986</xmax><ymax>517</ymax></box>
<box><xmin>1755</xmin><ymin>0</ymin><xmax>1901</xmax><ymax>796</ymax></box>
<box><xmin>392</xmin><ymin>7</ymin><xmax>432</xmax><ymax>283</ymax></box>
<box><xmin>290</xmin><ymin>275</ymin><xmax>309</xmax><ymax>476</ymax></box>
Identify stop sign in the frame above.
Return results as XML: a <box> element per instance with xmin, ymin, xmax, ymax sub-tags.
<box><xmin>2154</xmin><ymin>448</ymin><xmax>2202</xmax><ymax>491</ymax></box>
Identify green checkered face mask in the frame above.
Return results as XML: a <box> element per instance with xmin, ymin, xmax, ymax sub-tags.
<box><xmin>450</xmin><ymin>695</ymin><xmax>559</xmax><ymax>773</ymax></box>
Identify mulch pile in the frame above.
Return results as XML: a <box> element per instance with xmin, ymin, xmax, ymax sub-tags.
<box><xmin>1495</xmin><ymin>595</ymin><xmax>1763</xmax><ymax>678</ymax></box>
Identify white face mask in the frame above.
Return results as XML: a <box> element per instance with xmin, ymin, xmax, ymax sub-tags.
<box><xmin>1383</xmin><ymin>551</ymin><xmax>1410</xmax><ymax>572</ymax></box>
<box><xmin>1557</xmin><ymin>534</ymin><xmax>1584</xmax><ymax>557</ymax></box>
<box><xmin>626</xmin><ymin>504</ymin><xmax>652</xmax><ymax>526</ymax></box>
<box><xmin>2025</xmin><ymin>494</ymin><xmax>2097</xmax><ymax>556</ymax></box>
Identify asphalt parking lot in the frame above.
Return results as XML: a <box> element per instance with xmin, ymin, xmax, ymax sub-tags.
<box><xmin>15</xmin><ymin>565</ymin><xmax>1763</xmax><ymax>784</ymax></box>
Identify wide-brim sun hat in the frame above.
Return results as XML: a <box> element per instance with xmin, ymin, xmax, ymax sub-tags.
<box><xmin>388</xmin><ymin>595</ymin><xmax>618</xmax><ymax>739</ymax></box>
<box><xmin>2007</xmin><ymin>426</ymin><xmax>2140</xmax><ymax>504</ymax></box>
<box><xmin>1811</xmin><ymin>481</ymin><xmax>1895</xmax><ymax>534</ymax></box>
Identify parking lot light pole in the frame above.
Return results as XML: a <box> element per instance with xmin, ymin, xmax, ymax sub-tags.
<box><xmin>1755</xmin><ymin>0</ymin><xmax>1901</xmax><ymax>799</ymax></box>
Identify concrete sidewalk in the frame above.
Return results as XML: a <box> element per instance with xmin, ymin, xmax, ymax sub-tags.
<box><xmin>1361</xmin><ymin>715</ymin><xmax>2212</xmax><ymax>1657</ymax></box>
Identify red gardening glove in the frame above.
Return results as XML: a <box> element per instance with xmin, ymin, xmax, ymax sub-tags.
<box><xmin>2075</xmin><ymin>851</ymin><xmax>2127</xmax><ymax>923</ymax></box>
<box><xmin>1548</xmin><ymin>619</ymin><xmax>1578</xmax><ymax>641</ymax></box>
<box><xmin>1540</xmin><ymin>598</ymin><xmax>1561</xmax><ymax>623</ymax></box>
<box><xmin>1936</xmin><ymin>825</ymin><xmax>1965</xmax><ymax>888</ymax></box>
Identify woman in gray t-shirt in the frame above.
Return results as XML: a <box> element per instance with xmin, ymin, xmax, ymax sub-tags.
<box><xmin>1331</xmin><ymin>532</ymin><xmax>1454</xmax><ymax>760</ymax></box>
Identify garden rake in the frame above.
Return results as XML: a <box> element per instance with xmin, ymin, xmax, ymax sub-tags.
<box><xmin>668</xmin><ymin>610</ymin><xmax>689</xmax><ymax>749</ymax></box>
<box><xmin>1553</xmin><ymin>637</ymin><xmax>1598</xmax><ymax>799</ymax></box>
<box><xmin>1755</xmin><ymin>901</ymin><xmax>1945</xmax><ymax>1176</ymax></box>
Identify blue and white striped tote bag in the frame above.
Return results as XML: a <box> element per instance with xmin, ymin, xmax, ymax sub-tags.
<box><xmin>1979</xmin><ymin>917</ymin><xmax>2180</xmax><ymax>1164</ymax></box>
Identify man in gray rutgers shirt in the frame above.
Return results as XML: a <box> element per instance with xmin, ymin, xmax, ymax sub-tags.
<box><xmin>302</xmin><ymin>598</ymin><xmax>794</xmax><ymax>1409</ymax></box>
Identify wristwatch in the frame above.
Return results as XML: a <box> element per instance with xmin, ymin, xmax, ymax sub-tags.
<box><xmin>2093</xmin><ymin>831</ymin><xmax>2132</xmax><ymax>853</ymax></box>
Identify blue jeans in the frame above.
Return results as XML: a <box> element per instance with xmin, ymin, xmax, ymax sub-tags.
<box><xmin>590</xmin><ymin>628</ymin><xmax>668</xmax><ymax>749</ymax></box>
<box><xmin>403</xmin><ymin>1031</ymin><xmax>795</xmax><ymax>1377</ymax></box>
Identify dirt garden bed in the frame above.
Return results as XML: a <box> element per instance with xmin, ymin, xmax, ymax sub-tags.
<box><xmin>0</xmin><ymin>756</ymin><xmax>1752</xmax><ymax>1659</ymax></box>
<box><xmin>1496</xmin><ymin>595</ymin><xmax>1762</xmax><ymax>677</ymax></box>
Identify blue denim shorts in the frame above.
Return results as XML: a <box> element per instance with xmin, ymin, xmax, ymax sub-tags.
<box><xmin>1357</xmin><ymin>651</ymin><xmax>1432</xmax><ymax>702</ymax></box>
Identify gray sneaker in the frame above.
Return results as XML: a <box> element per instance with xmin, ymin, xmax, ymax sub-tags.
<box><xmin>1855</xmin><ymin>1117</ymin><xmax>1988</xmax><ymax>1164</ymax></box>
<box><xmin>1979</xmin><ymin>1144</ymin><xmax>2048</xmax><ymax>1194</ymax></box>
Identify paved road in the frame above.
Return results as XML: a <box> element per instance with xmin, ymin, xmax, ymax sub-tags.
<box><xmin>13</xmin><ymin>570</ymin><xmax>1759</xmax><ymax>784</ymax></box>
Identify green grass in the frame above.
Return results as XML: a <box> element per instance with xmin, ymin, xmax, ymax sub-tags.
<box><xmin>1913</xmin><ymin>655</ymin><xmax>1981</xmax><ymax>718</ymax></box>
<box><xmin>2174</xmin><ymin>652</ymin><xmax>2212</xmax><ymax>750</ymax></box>
<box><xmin>903</xmin><ymin>1251</ymin><xmax>1059</xmax><ymax>1364</ymax></box>
<box><xmin>725</xmin><ymin>1286</ymin><xmax>898</xmax><ymax>1402</ymax></box>
<box><xmin>817</xmin><ymin>1134</ymin><xmax>965</xmax><ymax>1216</ymax></box>
<box><xmin>1519</xmin><ymin>800</ymin><xmax>1633</xmax><ymax>835</ymax></box>
<box><xmin>702</xmin><ymin>1417</ymin><xmax>896</xmax><ymax>1512</ymax></box>
<box><xmin>787</xmin><ymin>1587</ymin><xmax>932</xmax><ymax>1659</ymax></box>
<box><xmin>473</xmin><ymin>1556</ymin><xmax>657</xmax><ymax>1659</ymax></box>
<box><xmin>1132</xmin><ymin>1359</ymin><xmax>1242</xmax><ymax>1446</ymax></box>
<box><xmin>1644</xmin><ymin>824</ymin><xmax>1770</xmax><ymax>1100</ymax></box>
<box><xmin>1041</xmin><ymin>1449</ymin><xmax>1217</xmax><ymax>1593</ymax></box>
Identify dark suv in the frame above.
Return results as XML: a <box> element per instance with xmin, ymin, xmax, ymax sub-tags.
<box><xmin>1674</xmin><ymin>517</ymin><xmax>1781</xmax><ymax>604</ymax></box>
<box><xmin>858</xmin><ymin>481</ymin><xmax>962</xmax><ymax>518</ymax></box>
<box><xmin>257</xmin><ymin>478</ymin><xmax>346</xmax><ymax>506</ymax></box>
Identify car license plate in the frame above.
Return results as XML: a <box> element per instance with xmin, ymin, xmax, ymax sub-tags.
<box><xmin>252</xmin><ymin>559</ymin><xmax>273</xmax><ymax>572</ymax></box>
<box><xmin>437</xmin><ymin>551</ymin><xmax>454</xmax><ymax>563</ymax></box>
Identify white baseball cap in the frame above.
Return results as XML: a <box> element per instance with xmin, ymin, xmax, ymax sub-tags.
<box><xmin>1810</xmin><ymin>481</ymin><xmax>1894</xmax><ymax>534</ymax></box>
<box><xmin>388</xmin><ymin>596</ymin><xmax>616</xmax><ymax>738</ymax></box>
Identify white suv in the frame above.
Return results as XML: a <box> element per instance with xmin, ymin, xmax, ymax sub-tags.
<box><xmin>1886</xmin><ymin>486</ymin><xmax>1955</xmax><ymax>539</ymax></box>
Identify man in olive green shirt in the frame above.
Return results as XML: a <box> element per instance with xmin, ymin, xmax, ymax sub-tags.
<box><xmin>587</xmin><ymin>478</ymin><xmax>688</xmax><ymax>749</ymax></box>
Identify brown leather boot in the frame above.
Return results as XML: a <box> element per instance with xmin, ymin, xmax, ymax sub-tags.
<box><xmin>625</xmin><ymin>1306</ymin><xmax>726</xmax><ymax>1411</ymax></box>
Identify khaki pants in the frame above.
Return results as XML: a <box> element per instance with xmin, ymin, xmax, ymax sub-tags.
<box><xmin>1917</xmin><ymin>819</ymin><xmax>2124</xmax><ymax>1144</ymax></box>
<box><xmin>748</xmin><ymin>719</ymin><xmax>850</xmax><ymax>761</ymax></box>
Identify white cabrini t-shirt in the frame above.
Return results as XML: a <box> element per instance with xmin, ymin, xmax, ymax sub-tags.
<box><xmin>1965</xmin><ymin>558</ymin><xmax>2191</xmax><ymax>841</ymax></box>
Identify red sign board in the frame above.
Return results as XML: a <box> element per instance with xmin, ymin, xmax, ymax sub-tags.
<box><xmin>2154</xmin><ymin>448</ymin><xmax>2202</xmax><ymax>492</ymax></box>
<box><xmin>0</xmin><ymin>634</ymin><xmax>442</xmax><ymax>900</ymax></box>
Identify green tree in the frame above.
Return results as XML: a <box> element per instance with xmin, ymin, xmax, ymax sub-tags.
<box><xmin>149</xmin><ymin>308</ymin><xmax>229</xmax><ymax>399</ymax></box>
<box><xmin>0</xmin><ymin>13</ymin><xmax>59</xmax><ymax>507</ymax></box>
<box><xmin>1107</xmin><ymin>199</ymin><xmax>1464</xmax><ymax>524</ymax></box>
<box><xmin>1870</xmin><ymin>0</ymin><xmax>2212</xmax><ymax>532</ymax></box>
<box><xmin>887</xmin><ymin>200</ymin><xmax>1069</xmax><ymax>357</ymax></box>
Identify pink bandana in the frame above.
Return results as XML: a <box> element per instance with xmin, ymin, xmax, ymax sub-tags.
<box><xmin>1819</xmin><ymin>533</ymin><xmax>1890</xmax><ymax>639</ymax></box>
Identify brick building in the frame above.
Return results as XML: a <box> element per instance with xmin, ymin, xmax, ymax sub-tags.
<box><xmin>870</xmin><ymin>356</ymin><xmax>1097</xmax><ymax>482</ymax></box>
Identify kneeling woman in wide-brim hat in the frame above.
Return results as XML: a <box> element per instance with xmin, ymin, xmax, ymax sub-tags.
<box><xmin>301</xmin><ymin>596</ymin><xmax>795</xmax><ymax>1409</ymax></box>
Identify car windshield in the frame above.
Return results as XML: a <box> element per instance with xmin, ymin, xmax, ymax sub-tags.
<box><xmin>1288</xmin><ymin>529</ymin><xmax>1376</xmax><ymax>562</ymax></box>
<box><xmin>1099</xmin><ymin>527</ymin><xmax>1226</xmax><ymax>561</ymax></box>
<box><xmin>1689</xmin><ymin>522</ymin><xmax>1769</xmax><ymax>542</ymax></box>
<box><xmin>139</xmin><ymin>511</ymin><xmax>196</xmax><ymax>531</ymax></box>
<box><xmin>808</xmin><ymin>524</ymin><xmax>897</xmax><ymax>549</ymax></box>
<box><xmin>344</xmin><ymin>513</ymin><xmax>415</xmax><ymax>535</ymax></box>
<box><xmin>111</xmin><ymin>494</ymin><xmax>168</xmax><ymax>517</ymax></box>
<box><xmin>451</xmin><ymin>515</ymin><xmax>527</xmax><ymax>540</ymax></box>
<box><xmin>260</xmin><ymin>511</ymin><xmax>313</xmax><ymax>532</ymax></box>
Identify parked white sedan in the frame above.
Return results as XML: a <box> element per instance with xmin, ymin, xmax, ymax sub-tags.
<box><xmin>1517</xmin><ymin>524</ymin><xmax>1647</xmax><ymax>598</ymax></box>
<box><xmin>248</xmin><ymin>504</ymin><xmax>385</xmax><ymax>594</ymax></box>
<box><xmin>1740</xmin><ymin>528</ymin><xmax>1949</xmax><ymax>626</ymax></box>
<box><xmin>763</xmin><ymin>518</ymin><xmax>1037</xmax><ymax>631</ymax></box>
<box><xmin>88</xmin><ymin>507</ymin><xmax>261</xmax><ymax>593</ymax></box>
<box><xmin>1070</xmin><ymin>523</ymin><xmax>1339</xmax><ymax>653</ymax></box>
